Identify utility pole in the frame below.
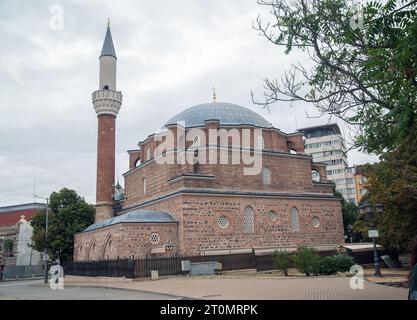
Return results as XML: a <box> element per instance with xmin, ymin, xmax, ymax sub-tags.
<box><xmin>35</xmin><ymin>194</ymin><xmax>49</xmax><ymax>284</ymax></box>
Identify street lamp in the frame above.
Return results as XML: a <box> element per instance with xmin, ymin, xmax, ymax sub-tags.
<box><xmin>358</xmin><ymin>202</ymin><xmax>384</xmax><ymax>277</ymax></box>
<box><xmin>35</xmin><ymin>194</ymin><xmax>49</xmax><ymax>284</ymax></box>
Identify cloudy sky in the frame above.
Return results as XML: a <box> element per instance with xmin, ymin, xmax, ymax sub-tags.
<box><xmin>0</xmin><ymin>0</ymin><xmax>378</xmax><ymax>206</ymax></box>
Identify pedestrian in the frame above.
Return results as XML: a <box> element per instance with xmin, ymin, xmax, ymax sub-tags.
<box><xmin>0</xmin><ymin>265</ymin><xmax>3</xmax><ymax>281</ymax></box>
<box><xmin>408</xmin><ymin>237</ymin><xmax>417</xmax><ymax>300</ymax></box>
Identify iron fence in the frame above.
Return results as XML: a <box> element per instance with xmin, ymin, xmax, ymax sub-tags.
<box><xmin>63</xmin><ymin>251</ymin><xmax>268</xmax><ymax>279</ymax></box>
<box><xmin>63</xmin><ymin>249</ymin><xmax>341</xmax><ymax>279</ymax></box>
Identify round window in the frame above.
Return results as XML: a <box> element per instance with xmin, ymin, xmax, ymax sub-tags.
<box><xmin>149</xmin><ymin>233</ymin><xmax>160</xmax><ymax>245</ymax></box>
<box><xmin>218</xmin><ymin>216</ymin><xmax>229</xmax><ymax>229</ymax></box>
<box><xmin>312</xmin><ymin>217</ymin><xmax>320</xmax><ymax>228</ymax></box>
<box><xmin>268</xmin><ymin>210</ymin><xmax>277</xmax><ymax>222</ymax></box>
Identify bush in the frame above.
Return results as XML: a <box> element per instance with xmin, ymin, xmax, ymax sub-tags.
<box><xmin>292</xmin><ymin>246</ymin><xmax>321</xmax><ymax>276</ymax></box>
<box><xmin>332</xmin><ymin>254</ymin><xmax>354</xmax><ymax>272</ymax></box>
<box><xmin>319</xmin><ymin>256</ymin><xmax>338</xmax><ymax>275</ymax></box>
<box><xmin>272</xmin><ymin>251</ymin><xmax>292</xmax><ymax>276</ymax></box>
<box><xmin>319</xmin><ymin>254</ymin><xmax>355</xmax><ymax>275</ymax></box>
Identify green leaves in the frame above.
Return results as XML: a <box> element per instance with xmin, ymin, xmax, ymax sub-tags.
<box><xmin>363</xmin><ymin>133</ymin><xmax>417</xmax><ymax>249</ymax></box>
<box><xmin>31</xmin><ymin>188</ymin><xmax>95</xmax><ymax>263</ymax></box>
<box><xmin>292</xmin><ymin>246</ymin><xmax>322</xmax><ymax>276</ymax></box>
<box><xmin>272</xmin><ymin>250</ymin><xmax>292</xmax><ymax>276</ymax></box>
<box><xmin>256</xmin><ymin>0</ymin><xmax>417</xmax><ymax>154</ymax></box>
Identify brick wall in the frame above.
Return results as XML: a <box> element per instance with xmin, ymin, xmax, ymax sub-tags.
<box><xmin>74</xmin><ymin>222</ymin><xmax>178</xmax><ymax>261</ymax></box>
<box><xmin>124</xmin><ymin>151</ymin><xmax>333</xmax><ymax>208</ymax></box>
<box><xmin>141</xmin><ymin>194</ymin><xmax>344</xmax><ymax>256</ymax></box>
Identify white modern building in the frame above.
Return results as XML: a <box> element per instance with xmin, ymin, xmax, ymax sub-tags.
<box><xmin>299</xmin><ymin>124</ymin><xmax>357</xmax><ymax>204</ymax></box>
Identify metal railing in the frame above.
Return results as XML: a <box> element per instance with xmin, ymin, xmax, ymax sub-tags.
<box><xmin>63</xmin><ymin>251</ymin><xmax>267</xmax><ymax>279</ymax></box>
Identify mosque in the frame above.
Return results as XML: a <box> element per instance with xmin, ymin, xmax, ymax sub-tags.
<box><xmin>73</xmin><ymin>24</ymin><xmax>345</xmax><ymax>261</ymax></box>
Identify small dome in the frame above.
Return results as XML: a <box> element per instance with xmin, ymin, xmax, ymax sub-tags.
<box><xmin>164</xmin><ymin>102</ymin><xmax>272</xmax><ymax>128</ymax></box>
<box><xmin>84</xmin><ymin>209</ymin><xmax>177</xmax><ymax>232</ymax></box>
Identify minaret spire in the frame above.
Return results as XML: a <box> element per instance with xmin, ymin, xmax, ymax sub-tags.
<box><xmin>100</xmin><ymin>22</ymin><xmax>117</xmax><ymax>59</ymax></box>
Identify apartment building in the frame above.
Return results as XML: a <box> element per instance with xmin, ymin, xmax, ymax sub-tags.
<box><xmin>299</xmin><ymin>124</ymin><xmax>358</xmax><ymax>204</ymax></box>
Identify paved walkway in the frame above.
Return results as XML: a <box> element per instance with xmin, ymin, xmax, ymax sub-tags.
<box><xmin>64</xmin><ymin>275</ymin><xmax>408</xmax><ymax>300</ymax></box>
<box><xmin>0</xmin><ymin>279</ymin><xmax>184</xmax><ymax>300</ymax></box>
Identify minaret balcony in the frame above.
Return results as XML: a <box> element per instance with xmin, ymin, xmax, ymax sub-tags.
<box><xmin>92</xmin><ymin>89</ymin><xmax>123</xmax><ymax>117</ymax></box>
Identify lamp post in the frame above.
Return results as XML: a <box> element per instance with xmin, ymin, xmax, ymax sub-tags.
<box><xmin>358</xmin><ymin>203</ymin><xmax>384</xmax><ymax>277</ymax></box>
<box><xmin>35</xmin><ymin>194</ymin><xmax>49</xmax><ymax>284</ymax></box>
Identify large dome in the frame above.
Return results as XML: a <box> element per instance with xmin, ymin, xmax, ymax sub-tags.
<box><xmin>164</xmin><ymin>102</ymin><xmax>272</xmax><ymax>128</ymax></box>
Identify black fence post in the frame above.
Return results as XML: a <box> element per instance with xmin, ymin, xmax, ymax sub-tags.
<box><xmin>252</xmin><ymin>248</ymin><xmax>257</xmax><ymax>271</ymax></box>
<box><xmin>117</xmin><ymin>256</ymin><xmax>120</xmax><ymax>278</ymax></box>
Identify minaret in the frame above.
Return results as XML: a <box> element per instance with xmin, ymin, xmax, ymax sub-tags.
<box><xmin>92</xmin><ymin>21</ymin><xmax>123</xmax><ymax>223</ymax></box>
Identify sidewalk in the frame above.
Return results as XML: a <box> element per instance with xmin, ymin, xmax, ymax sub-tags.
<box><xmin>63</xmin><ymin>274</ymin><xmax>408</xmax><ymax>300</ymax></box>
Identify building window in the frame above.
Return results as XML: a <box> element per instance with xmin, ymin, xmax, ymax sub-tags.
<box><xmin>312</xmin><ymin>170</ymin><xmax>320</xmax><ymax>182</ymax></box>
<box><xmin>218</xmin><ymin>215</ymin><xmax>229</xmax><ymax>229</ymax></box>
<box><xmin>257</xmin><ymin>135</ymin><xmax>265</xmax><ymax>149</ymax></box>
<box><xmin>312</xmin><ymin>217</ymin><xmax>320</xmax><ymax>228</ymax></box>
<box><xmin>262</xmin><ymin>167</ymin><xmax>271</xmax><ymax>185</ymax></box>
<box><xmin>290</xmin><ymin>207</ymin><xmax>300</xmax><ymax>232</ymax></box>
<box><xmin>243</xmin><ymin>206</ymin><xmax>254</xmax><ymax>233</ymax></box>
<box><xmin>143</xmin><ymin>177</ymin><xmax>147</xmax><ymax>195</ymax></box>
<box><xmin>146</xmin><ymin>147</ymin><xmax>151</xmax><ymax>161</ymax></box>
<box><xmin>149</xmin><ymin>233</ymin><xmax>160</xmax><ymax>245</ymax></box>
<box><xmin>268</xmin><ymin>210</ymin><xmax>277</xmax><ymax>222</ymax></box>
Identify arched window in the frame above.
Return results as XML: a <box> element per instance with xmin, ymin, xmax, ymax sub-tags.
<box><xmin>290</xmin><ymin>207</ymin><xmax>300</xmax><ymax>232</ymax></box>
<box><xmin>262</xmin><ymin>167</ymin><xmax>271</xmax><ymax>185</ymax></box>
<box><xmin>90</xmin><ymin>243</ymin><xmax>97</xmax><ymax>261</ymax></box>
<box><xmin>143</xmin><ymin>177</ymin><xmax>147</xmax><ymax>195</ymax></box>
<box><xmin>243</xmin><ymin>206</ymin><xmax>254</xmax><ymax>233</ymax></box>
<box><xmin>312</xmin><ymin>170</ymin><xmax>320</xmax><ymax>182</ymax></box>
<box><xmin>312</xmin><ymin>217</ymin><xmax>320</xmax><ymax>228</ymax></box>
<box><xmin>146</xmin><ymin>147</ymin><xmax>151</xmax><ymax>161</ymax></box>
<box><xmin>257</xmin><ymin>135</ymin><xmax>265</xmax><ymax>149</ymax></box>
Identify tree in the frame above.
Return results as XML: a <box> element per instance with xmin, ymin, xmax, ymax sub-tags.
<box><xmin>362</xmin><ymin>134</ymin><xmax>417</xmax><ymax>250</ymax></box>
<box><xmin>292</xmin><ymin>246</ymin><xmax>321</xmax><ymax>276</ymax></box>
<box><xmin>333</xmin><ymin>189</ymin><xmax>359</xmax><ymax>242</ymax></box>
<box><xmin>3</xmin><ymin>239</ymin><xmax>14</xmax><ymax>257</ymax></box>
<box><xmin>253</xmin><ymin>0</ymin><xmax>417</xmax><ymax>154</ymax></box>
<box><xmin>272</xmin><ymin>250</ymin><xmax>292</xmax><ymax>276</ymax></box>
<box><xmin>31</xmin><ymin>188</ymin><xmax>95</xmax><ymax>263</ymax></box>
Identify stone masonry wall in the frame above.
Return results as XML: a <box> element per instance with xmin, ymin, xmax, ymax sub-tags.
<box><xmin>74</xmin><ymin>222</ymin><xmax>178</xmax><ymax>261</ymax></box>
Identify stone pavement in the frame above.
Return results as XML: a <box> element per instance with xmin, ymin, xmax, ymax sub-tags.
<box><xmin>0</xmin><ymin>279</ymin><xmax>184</xmax><ymax>300</ymax></box>
<box><xmin>64</xmin><ymin>275</ymin><xmax>408</xmax><ymax>300</ymax></box>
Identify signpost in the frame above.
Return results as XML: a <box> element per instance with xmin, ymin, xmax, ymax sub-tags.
<box><xmin>368</xmin><ymin>229</ymin><xmax>379</xmax><ymax>238</ymax></box>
